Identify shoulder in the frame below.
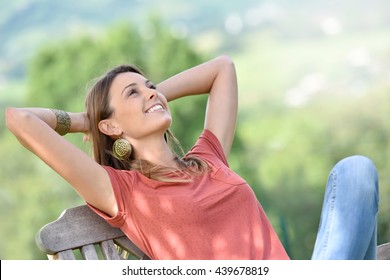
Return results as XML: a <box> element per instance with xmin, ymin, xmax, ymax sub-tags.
<box><xmin>186</xmin><ymin>129</ymin><xmax>229</xmax><ymax>167</ymax></box>
<box><xmin>101</xmin><ymin>165</ymin><xmax>137</xmax><ymax>192</ymax></box>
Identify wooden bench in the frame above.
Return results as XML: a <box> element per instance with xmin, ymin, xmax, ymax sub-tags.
<box><xmin>36</xmin><ymin>204</ymin><xmax>390</xmax><ymax>260</ymax></box>
<box><xmin>378</xmin><ymin>242</ymin><xmax>390</xmax><ymax>260</ymax></box>
<box><xmin>36</xmin><ymin>205</ymin><xmax>150</xmax><ymax>260</ymax></box>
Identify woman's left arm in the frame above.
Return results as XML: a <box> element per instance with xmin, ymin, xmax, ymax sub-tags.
<box><xmin>157</xmin><ymin>55</ymin><xmax>238</xmax><ymax>157</ymax></box>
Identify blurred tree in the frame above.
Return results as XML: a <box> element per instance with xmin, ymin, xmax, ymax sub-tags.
<box><xmin>236</xmin><ymin>83</ymin><xmax>390</xmax><ymax>259</ymax></box>
<box><xmin>13</xmin><ymin>18</ymin><xmax>205</xmax><ymax>259</ymax></box>
<box><xmin>4</xmin><ymin>13</ymin><xmax>389</xmax><ymax>260</ymax></box>
<box><xmin>26</xmin><ymin>17</ymin><xmax>210</xmax><ymax>151</ymax></box>
<box><xmin>4</xmin><ymin>17</ymin><xmax>249</xmax><ymax>259</ymax></box>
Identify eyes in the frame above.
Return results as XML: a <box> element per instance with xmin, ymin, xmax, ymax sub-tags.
<box><xmin>127</xmin><ymin>88</ymin><xmax>137</xmax><ymax>96</ymax></box>
<box><xmin>127</xmin><ymin>80</ymin><xmax>156</xmax><ymax>97</ymax></box>
<box><xmin>146</xmin><ymin>81</ymin><xmax>156</xmax><ymax>90</ymax></box>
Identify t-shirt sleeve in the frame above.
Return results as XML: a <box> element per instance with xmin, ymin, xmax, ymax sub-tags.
<box><xmin>186</xmin><ymin>129</ymin><xmax>229</xmax><ymax>168</ymax></box>
<box><xmin>86</xmin><ymin>165</ymin><xmax>134</xmax><ymax>228</ymax></box>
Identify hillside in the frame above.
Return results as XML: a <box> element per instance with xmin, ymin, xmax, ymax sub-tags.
<box><xmin>1</xmin><ymin>0</ymin><xmax>389</xmax><ymax>84</ymax></box>
<box><xmin>1</xmin><ymin>0</ymin><xmax>390</xmax><ymax>260</ymax></box>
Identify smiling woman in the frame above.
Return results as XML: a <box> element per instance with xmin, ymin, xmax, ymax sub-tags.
<box><xmin>85</xmin><ymin>64</ymin><xmax>208</xmax><ymax>183</ymax></box>
<box><xmin>5</xmin><ymin>55</ymin><xmax>379</xmax><ymax>260</ymax></box>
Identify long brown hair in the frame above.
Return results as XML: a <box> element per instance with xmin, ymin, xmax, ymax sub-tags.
<box><xmin>85</xmin><ymin>65</ymin><xmax>208</xmax><ymax>182</ymax></box>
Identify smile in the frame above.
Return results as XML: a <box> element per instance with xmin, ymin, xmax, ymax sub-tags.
<box><xmin>145</xmin><ymin>104</ymin><xmax>164</xmax><ymax>113</ymax></box>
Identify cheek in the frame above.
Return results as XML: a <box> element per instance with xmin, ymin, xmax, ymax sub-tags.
<box><xmin>113</xmin><ymin>104</ymin><xmax>141</xmax><ymax>131</ymax></box>
<box><xmin>158</xmin><ymin>92</ymin><xmax>169</xmax><ymax>106</ymax></box>
<box><xmin>164</xmin><ymin>102</ymin><xmax>172</xmax><ymax>116</ymax></box>
<box><xmin>166</xmin><ymin>105</ymin><xmax>172</xmax><ymax>116</ymax></box>
<box><xmin>115</xmin><ymin>100</ymin><xmax>139</xmax><ymax>117</ymax></box>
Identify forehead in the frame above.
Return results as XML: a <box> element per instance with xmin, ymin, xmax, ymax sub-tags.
<box><xmin>110</xmin><ymin>72</ymin><xmax>146</xmax><ymax>95</ymax></box>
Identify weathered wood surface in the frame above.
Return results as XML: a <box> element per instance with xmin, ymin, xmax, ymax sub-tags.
<box><xmin>36</xmin><ymin>204</ymin><xmax>149</xmax><ymax>260</ymax></box>
<box><xmin>377</xmin><ymin>242</ymin><xmax>390</xmax><ymax>260</ymax></box>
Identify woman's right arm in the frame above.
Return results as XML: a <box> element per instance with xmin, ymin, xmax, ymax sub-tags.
<box><xmin>157</xmin><ymin>55</ymin><xmax>238</xmax><ymax>157</ymax></box>
<box><xmin>5</xmin><ymin>107</ymin><xmax>117</xmax><ymax>217</ymax></box>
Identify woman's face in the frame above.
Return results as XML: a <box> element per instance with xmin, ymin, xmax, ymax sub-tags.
<box><xmin>106</xmin><ymin>71</ymin><xmax>171</xmax><ymax>140</ymax></box>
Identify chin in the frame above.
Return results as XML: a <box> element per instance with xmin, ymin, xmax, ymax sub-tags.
<box><xmin>162</xmin><ymin>117</ymin><xmax>172</xmax><ymax>131</ymax></box>
<box><xmin>151</xmin><ymin>115</ymin><xmax>171</xmax><ymax>132</ymax></box>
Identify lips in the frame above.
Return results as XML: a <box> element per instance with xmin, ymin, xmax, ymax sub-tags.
<box><xmin>145</xmin><ymin>103</ymin><xmax>164</xmax><ymax>113</ymax></box>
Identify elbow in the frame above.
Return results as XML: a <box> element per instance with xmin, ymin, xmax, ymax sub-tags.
<box><xmin>216</xmin><ymin>55</ymin><xmax>236</xmax><ymax>77</ymax></box>
<box><xmin>217</xmin><ymin>54</ymin><xmax>235</xmax><ymax>66</ymax></box>
<box><xmin>5</xmin><ymin>107</ymin><xmax>30</xmax><ymax>135</ymax></box>
<box><xmin>216</xmin><ymin>55</ymin><xmax>237</xmax><ymax>84</ymax></box>
<box><xmin>5</xmin><ymin>107</ymin><xmax>17</xmax><ymax>132</ymax></box>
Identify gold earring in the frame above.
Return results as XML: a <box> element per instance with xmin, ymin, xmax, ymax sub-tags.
<box><xmin>112</xmin><ymin>138</ymin><xmax>132</xmax><ymax>160</ymax></box>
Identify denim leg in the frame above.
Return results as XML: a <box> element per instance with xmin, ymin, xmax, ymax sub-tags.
<box><xmin>311</xmin><ymin>155</ymin><xmax>379</xmax><ymax>260</ymax></box>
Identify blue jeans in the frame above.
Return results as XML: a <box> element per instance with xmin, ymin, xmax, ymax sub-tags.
<box><xmin>311</xmin><ymin>155</ymin><xmax>379</xmax><ymax>260</ymax></box>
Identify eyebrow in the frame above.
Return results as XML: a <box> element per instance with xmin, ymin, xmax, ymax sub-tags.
<box><xmin>121</xmin><ymin>80</ymin><xmax>153</xmax><ymax>96</ymax></box>
<box><xmin>121</xmin><ymin>82</ymin><xmax>137</xmax><ymax>96</ymax></box>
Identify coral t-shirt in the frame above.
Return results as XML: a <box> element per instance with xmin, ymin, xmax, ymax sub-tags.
<box><xmin>88</xmin><ymin>129</ymin><xmax>289</xmax><ymax>260</ymax></box>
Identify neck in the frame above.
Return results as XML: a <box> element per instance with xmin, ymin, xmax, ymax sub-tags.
<box><xmin>130</xmin><ymin>136</ymin><xmax>180</xmax><ymax>169</ymax></box>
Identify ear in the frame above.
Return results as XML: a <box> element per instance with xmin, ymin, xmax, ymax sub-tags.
<box><xmin>98</xmin><ymin>119</ymin><xmax>121</xmax><ymax>136</ymax></box>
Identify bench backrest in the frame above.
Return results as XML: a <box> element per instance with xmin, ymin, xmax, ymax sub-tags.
<box><xmin>36</xmin><ymin>205</ymin><xmax>149</xmax><ymax>260</ymax></box>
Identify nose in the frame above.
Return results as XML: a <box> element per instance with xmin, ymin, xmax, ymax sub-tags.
<box><xmin>146</xmin><ymin>88</ymin><xmax>157</xmax><ymax>100</ymax></box>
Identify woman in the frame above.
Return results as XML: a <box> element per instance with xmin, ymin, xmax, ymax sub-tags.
<box><xmin>5</xmin><ymin>55</ymin><xmax>378</xmax><ymax>260</ymax></box>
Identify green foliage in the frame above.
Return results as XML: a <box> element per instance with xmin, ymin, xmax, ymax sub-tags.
<box><xmin>231</xmin><ymin>26</ymin><xmax>390</xmax><ymax>258</ymax></box>
<box><xmin>2</xmin><ymin>18</ymin><xmax>217</xmax><ymax>259</ymax></box>
<box><xmin>0</xmin><ymin>132</ymin><xmax>83</xmax><ymax>259</ymax></box>
<box><xmin>1</xmin><ymin>1</ymin><xmax>390</xmax><ymax>260</ymax></box>
<box><xmin>25</xmin><ymin>18</ymin><xmax>211</xmax><ymax>151</ymax></box>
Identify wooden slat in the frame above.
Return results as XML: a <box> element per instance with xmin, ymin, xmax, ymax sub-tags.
<box><xmin>36</xmin><ymin>205</ymin><xmax>126</xmax><ymax>254</ymax></box>
<box><xmin>81</xmin><ymin>244</ymin><xmax>99</xmax><ymax>260</ymax></box>
<box><xmin>377</xmin><ymin>242</ymin><xmax>390</xmax><ymax>260</ymax></box>
<box><xmin>36</xmin><ymin>204</ymin><xmax>149</xmax><ymax>260</ymax></box>
<box><xmin>114</xmin><ymin>236</ymin><xmax>149</xmax><ymax>259</ymax></box>
<box><xmin>100</xmin><ymin>240</ymin><xmax>121</xmax><ymax>260</ymax></box>
<box><xmin>56</xmin><ymin>250</ymin><xmax>76</xmax><ymax>260</ymax></box>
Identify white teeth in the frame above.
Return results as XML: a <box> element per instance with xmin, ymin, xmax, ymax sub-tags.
<box><xmin>146</xmin><ymin>104</ymin><xmax>163</xmax><ymax>113</ymax></box>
